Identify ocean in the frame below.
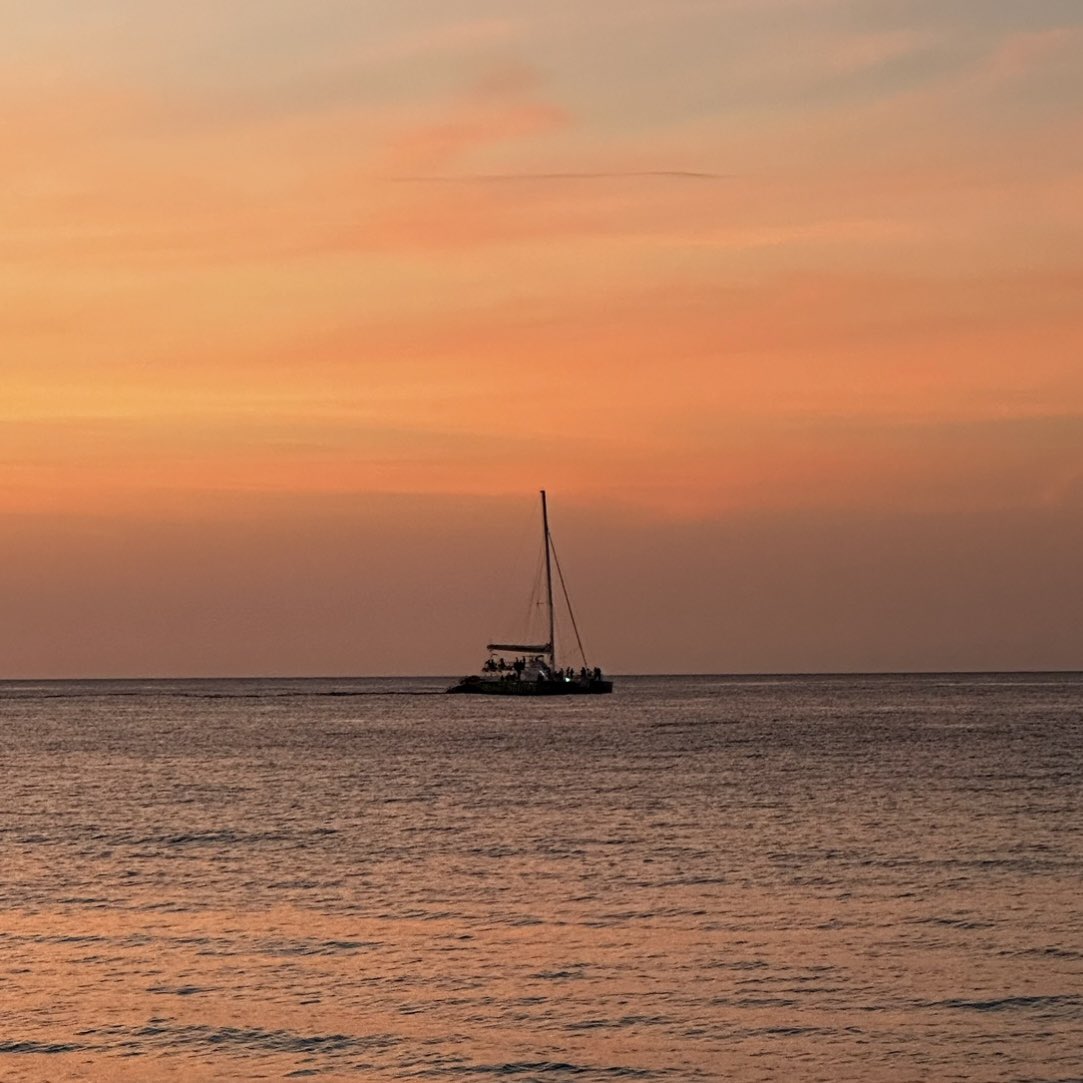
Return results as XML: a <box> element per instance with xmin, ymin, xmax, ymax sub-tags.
<box><xmin>1</xmin><ymin>673</ymin><xmax>1080</xmax><ymax>1082</ymax></box>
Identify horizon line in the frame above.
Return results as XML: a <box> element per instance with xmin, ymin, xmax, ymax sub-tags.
<box><xmin>1</xmin><ymin>669</ymin><xmax>1080</xmax><ymax>683</ymax></box>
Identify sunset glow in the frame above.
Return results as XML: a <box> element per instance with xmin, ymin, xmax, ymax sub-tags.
<box><xmin>3</xmin><ymin>1</ymin><xmax>1081</xmax><ymax>675</ymax></box>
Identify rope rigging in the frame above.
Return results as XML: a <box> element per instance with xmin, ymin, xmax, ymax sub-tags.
<box><xmin>548</xmin><ymin>535</ymin><xmax>588</xmax><ymax>669</ymax></box>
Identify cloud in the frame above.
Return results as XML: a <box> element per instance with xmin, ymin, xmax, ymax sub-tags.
<box><xmin>978</xmin><ymin>25</ymin><xmax>1083</xmax><ymax>83</ymax></box>
<box><xmin>823</xmin><ymin>29</ymin><xmax>940</xmax><ymax>74</ymax></box>
<box><xmin>380</xmin><ymin>63</ymin><xmax>571</xmax><ymax>173</ymax></box>
<box><xmin>390</xmin><ymin>170</ymin><xmax>730</xmax><ymax>182</ymax></box>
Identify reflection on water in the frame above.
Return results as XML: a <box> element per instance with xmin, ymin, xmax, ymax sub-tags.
<box><xmin>1</xmin><ymin>674</ymin><xmax>1081</xmax><ymax>1081</ymax></box>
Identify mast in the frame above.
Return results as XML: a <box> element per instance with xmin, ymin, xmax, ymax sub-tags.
<box><xmin>541</xmin><ymin>489</ymin><xmax>556</xmax><ymax>670</ymax></box>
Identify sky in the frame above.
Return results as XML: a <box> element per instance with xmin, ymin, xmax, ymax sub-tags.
<box><xmin>2</xmin><ymin>0</ymin><xmax>1082</xmax><ymax>677</ymax></box>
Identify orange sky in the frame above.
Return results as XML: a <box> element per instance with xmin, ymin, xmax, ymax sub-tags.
<box><xmin>2</xmin><ymin>2</ymin><xmax>1081</xmax><ymax>675</ymax></box>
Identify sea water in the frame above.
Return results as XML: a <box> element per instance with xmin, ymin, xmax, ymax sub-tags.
<box><xmin>1</xmin><ymin>674</ymin><xmax>1080</xmax><ymax>1082</ymax></box>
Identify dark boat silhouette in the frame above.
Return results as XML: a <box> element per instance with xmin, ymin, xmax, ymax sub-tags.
<box><xmin>447</xmin><ymin>491</ymin><xmax>613</xmax><ymax>696</ymax></box>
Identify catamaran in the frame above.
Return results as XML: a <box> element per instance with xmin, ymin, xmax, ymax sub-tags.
<box><xmin>446</xmin><ymin>491</ymin><xmax>613</xmax><ymax>695</ymax></box>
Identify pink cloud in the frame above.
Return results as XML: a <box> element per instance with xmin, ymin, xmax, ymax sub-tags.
<box><xmin>980</xmin><ymin>25</ymin><xmax>1083</xmax><ymax>83</ymax></box>
<box><xmin>824</xmin><ymin>29</ymin><xmax>937</xmax><ymax>74</ymax></box>
<box><xmin>382</xmin><ymin>63</ymin><xmax>571</xmax><ymax>174</ymax></box>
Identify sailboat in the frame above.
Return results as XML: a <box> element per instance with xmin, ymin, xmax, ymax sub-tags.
<box><xmin>446</xmin><ymin>491</ymin><xmax>613</xmax><ymax>695</ymax></box>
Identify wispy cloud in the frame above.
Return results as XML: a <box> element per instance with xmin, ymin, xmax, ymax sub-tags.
<box><xmin>390</xmin><ymin>170</ymin><xmax>731</xmax><ymax>182</ymax></box>
<box><xmin>381</xmin><ymin>63</ymin><xmax>571</xmax><ymax>173</ymax></box>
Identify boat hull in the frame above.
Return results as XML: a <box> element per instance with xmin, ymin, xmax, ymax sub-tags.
<box><xmin>447</xmin><ymin>677</ymin><xmax>613</xmax><ymax>696</ymax></box>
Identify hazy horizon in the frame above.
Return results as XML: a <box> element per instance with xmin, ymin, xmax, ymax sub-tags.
<box><xmin>3</xmin><ymin>669</ymin><xmax>1081</xmax><ymax>683</ymax></box>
